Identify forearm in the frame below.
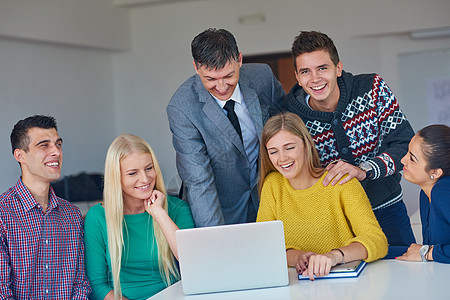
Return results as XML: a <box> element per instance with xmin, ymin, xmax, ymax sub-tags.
<box><xmin>152</xmin><ymin>209</ymin><xmax>180</xmax><ymax>259</ymax></box>
<box><xmin>331</xmin><ymin>242</ymin><xmax>368</xmax><ymax>264</ymax></box>
<box><xmin>0</xmin><ymin>268</ymin><xmax>14</xmax><ymax>298</ymax></box>
<box><xmin>183</xmin><ymin>181</ymin><xmax>224</xmax><ymax>227</ymax></box>
<box><xmin>299</xmin><ymin>243</ymin><xmax>366</xmax><ymax>280</ymax></box>
<box><xmin>0</xmin><ymin>284</ymin><xmax>14</xmax><ymax>300</ymax></box>
<box><xmin>286</xmin><ymin>249</ymin><xmax>310</xmax><ymax>267</ymax></box>
<box><xmin>300</xmin><ymin>242</ymin><xmax>368</xmax><ymax>281</ymax></box>
<box><xmin>72</xmin><ymin>231</ymin><xmax>92</xmax><ymax>299</ymax></box>
<box><xmin>427</xmin><ymin>246</ymin><xmax>434</xmax><ymax>261</ymax></box>
<box><xmin>371</xmin><ymin>80</ymin><xmax>414</xmax><ymax>179</ymax></box>
<box><xmin>72</xmin><ymin>267</ymin><xmax>91</xmax><ymax>299</ymax></box>
<box><xmin>103</xmin><ymin>290</ymin><xmax>114</xmax><ymax>300</ymax></box>
<box><xmin>0</xmin><ymin>235</ymin><xmax>14</xmax><ymax>299</ymax></box>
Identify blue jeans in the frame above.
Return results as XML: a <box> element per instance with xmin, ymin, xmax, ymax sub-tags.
<box><xmin>374</xmin><ymin>200</ymin><xmax>416</xmax><ymax>259</ymax></box>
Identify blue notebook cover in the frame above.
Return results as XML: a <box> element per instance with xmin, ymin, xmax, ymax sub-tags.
<box><xmin>298</xmin><ymin>260</ymin><xmax>366</xmax><ymax>280</ymax></box>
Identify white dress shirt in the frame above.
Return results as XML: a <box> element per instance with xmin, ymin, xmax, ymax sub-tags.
<box><xmin>212</xmin><ymin>84</ymin><xmax>259</xmax><ymax>186</ymax></box>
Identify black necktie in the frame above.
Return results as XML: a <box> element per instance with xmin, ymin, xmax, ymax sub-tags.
<box><xmin>223</xmin><ymin>100</ymin><xmax>243</xmax><ymax>142</ymax></box>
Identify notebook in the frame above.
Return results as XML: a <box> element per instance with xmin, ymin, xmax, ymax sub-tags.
<box><xmin>298</xmin><ymin>260</ymin><xmax>367</xmax><ymax>280</ymax></box>
<box><xmin>176</xmin><ymin>220</ymin><xmax>289</xmax><ymax>295</ymax></box>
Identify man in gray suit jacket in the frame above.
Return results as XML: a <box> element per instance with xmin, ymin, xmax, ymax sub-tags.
<box><xmin>167</xmin><ymin>28</ymin><xmax>285</xmax><ymax>227</ymax></box>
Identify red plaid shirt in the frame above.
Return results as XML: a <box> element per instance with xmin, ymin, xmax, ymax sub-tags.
<box><xmin>0</xmin><ymin>178</ymin><xmax>91</xmax><ymax>299</ymax></box>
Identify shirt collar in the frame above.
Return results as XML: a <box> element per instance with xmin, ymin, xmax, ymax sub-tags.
<box><xmin>212</xmin><ymin>84</ymin><xmax>242</xmax><ymax>109</ymax></box>
<box><xmin>305</xmin><ymin>94</ymin><xmax>314</xmax><ymax>110</ymax></box>
<box><xmin>15</xmin><ymin>178</ymin><xmax>59</xmax><ymax>212</ymax></box>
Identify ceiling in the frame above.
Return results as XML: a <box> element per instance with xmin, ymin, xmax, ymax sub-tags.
<box><xmin>113</xmin><ymin>0</ymin><xmax>202</xmax><ymax>7</ymax></box>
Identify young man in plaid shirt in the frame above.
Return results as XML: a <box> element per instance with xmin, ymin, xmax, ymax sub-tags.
<box><xmin>0</xmin><ymin>115</ymin><xmax>91</xmax><ymax>299</ymax></box>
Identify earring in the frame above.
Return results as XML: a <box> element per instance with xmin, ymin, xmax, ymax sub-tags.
<box><xmin>431</xmin><ymin>175</ymin><xmax>435</xmax><ymax>180</ymax></box>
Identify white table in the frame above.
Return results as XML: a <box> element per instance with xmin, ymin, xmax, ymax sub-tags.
<box><xmin>149</xmin><ymin>260</ymin><xmax>449</xmax><ymax>299</ymax></box>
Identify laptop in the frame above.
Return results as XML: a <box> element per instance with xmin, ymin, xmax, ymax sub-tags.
<box><xmin>175</xmin><ymin>220</ymin><xmax>289</xmax><ymax>295</ymax></box>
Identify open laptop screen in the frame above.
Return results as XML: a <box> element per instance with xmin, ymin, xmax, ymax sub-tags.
<box><xmin>176</xmin><ymin>220</ymin><xmax>289</xmax><ymax>295</ymax></box>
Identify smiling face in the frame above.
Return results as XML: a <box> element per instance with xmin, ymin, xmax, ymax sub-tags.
<box><xmin>120</xmin><ymin>151</ymin><xmax>157</xmax><ymax>205</ymax></box>
<box><xmin>295</xmin><ymin>49</ymin><xmax>343</xmax><ymax>111</ymax></box>
<box><xmin>15</xmin><ymin>127</ymin><xmax>63</xmax><ymax>186</ymax></box>
<box><xmin>266</xmin><ymin>129</ymin><xmax>310</xmax><ymax>187</ymax></box>
<box><xmin>401</xmin><ymin>135</ymin><xmax>434</xmax><ymax>187</ymax></box>
<box><xmin>194</xmin><ymin>53</ymin><xmax>242</xmax><ymax>101</ymax></box>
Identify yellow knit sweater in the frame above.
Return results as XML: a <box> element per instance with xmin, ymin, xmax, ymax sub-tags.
<box><xmin>257</xmin><ymin>171</ymin><xmax>387</xmax><ymax>262</ymax></box>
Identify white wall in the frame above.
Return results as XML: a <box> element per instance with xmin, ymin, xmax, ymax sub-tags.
<box><xmin>0</xmin><ymin>38</ymin><xmax>117</xmax><ymax>192</ymax></box>
<box><xmin>0</xmin><ymin>0</ymin><xmax>130</xmax><ymax>192</ymax></box>
<box><xmin>0</xmin><ymin>0</ymin><xmax>130</xmax><ymax>50</ymax></box>
<box><xmin>397</xmin><ymin>48</ymin><xmax>450</xmax><ymax>242</ymax></box>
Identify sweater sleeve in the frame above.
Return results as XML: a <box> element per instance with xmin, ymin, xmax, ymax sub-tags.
<box><xmin>432</xmin><ymin>245</ymin><xmax>450</xmax><ymax>263</ymax></box>
<box><xmin>340</xmin><ymin>178</ymin><xmax>388</xmax><ymax>261</ymax></box>
<box><xmin>166</xmin><ymin>102</ymin><xmax>226</xmax><ymax>227</ymax></box>
<box><xmin>0</xmin><ymin>221</ymin><xmax>14</xmax><ymax>299</ymax></box>
<box><xmin>72</xmin><ymin>209</ymin><xmax>92</xmax><ymax>299</ymax></box>
<box><xmin>429</xmin><ymin>181</ymin><xmax>450</xmax><ymax>263</ymax></box>
<box><xmin>84</xmin><ymin>204</ymin><xmax>112</xmax><ymax>300</ymax></box>
<box><xmin>256</xmin><ymin>174</ymin><xmax>278</xmax><ymax>222</ymax></box>
<box><xmin>363</xmin><ymin>75</ymin><xmax>415</xmax><ymax>180</ymax></box>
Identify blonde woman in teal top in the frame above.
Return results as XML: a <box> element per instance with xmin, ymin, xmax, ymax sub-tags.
<box><xmin>84</xmin><ymin>134</ymin><xmax>194</xmax><ymax>300</ymax></box>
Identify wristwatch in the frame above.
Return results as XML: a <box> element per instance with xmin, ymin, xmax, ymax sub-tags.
<box><xmin>419</xmin><ymin>245</ymin><xmax>430</xmax><ymax>262</ymax></box>
<box><xmin>359</xmin><ymin>162</ymin><xmax>374</xmax><ymax>180</ymax></box>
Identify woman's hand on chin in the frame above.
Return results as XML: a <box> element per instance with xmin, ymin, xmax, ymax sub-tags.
<box><xmin>144</xmin><ymin>189</ymin><xmax>165</xmax><ymax>216</ymax></box>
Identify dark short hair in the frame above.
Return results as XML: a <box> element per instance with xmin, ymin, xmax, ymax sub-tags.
<box><xmin>10</xmin><ymin>115</ymin><xmax>58</xmax><ymax>154</ymax></box>
<box><xmin>291</xmin><ymin>31</ymin><xmax>340</xmax><ymax>71</ymax></box>
<box><xmin>417</xmin><ymin>124</ymin><xmax>450</xmax><ymax>176</ymax></box>
<box><xmin>191</xmin><ymin>28</ymin><xmax>240</xmax><ymax>70</ymax></box>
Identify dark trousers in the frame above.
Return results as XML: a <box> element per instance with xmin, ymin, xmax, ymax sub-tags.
<box><xmin>374</xmin><ymin>200</ymin><xmax>416</xmax><ymax>258</ymax></box>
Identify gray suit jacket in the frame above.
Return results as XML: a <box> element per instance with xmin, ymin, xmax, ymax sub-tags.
<box><xmin>167</xmin><ymin>64</ymin><xmax>285</xmax><ymax>227</ymax></box>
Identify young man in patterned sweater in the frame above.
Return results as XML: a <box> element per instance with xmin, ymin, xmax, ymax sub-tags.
<box><xmin>285</xmin><ymin>31</ymin><xmax>416</xmax><ymax>252</ymax></box>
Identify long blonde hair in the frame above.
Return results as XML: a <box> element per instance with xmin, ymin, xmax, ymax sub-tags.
<box><xmin>103</xmin><ymin>134</ymin><xmax>179</xmax><ymax>298</ymax></box>
<box><xmin>259</xmin><ymin>112</ymin><xmax>324</xmax><ymax>194</ymax></box>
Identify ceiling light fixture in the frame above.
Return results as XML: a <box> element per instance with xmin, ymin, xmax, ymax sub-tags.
<box><xmin>410</xmin><ymin>27</ymin><xmax>450</xmax><ymax>39</ymax></box>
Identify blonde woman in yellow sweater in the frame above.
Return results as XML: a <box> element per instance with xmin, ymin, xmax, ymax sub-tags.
<box><xmin>257</xmin><ymin>112</ymin><xmax>387</xmax><ymax>280</ymax></box>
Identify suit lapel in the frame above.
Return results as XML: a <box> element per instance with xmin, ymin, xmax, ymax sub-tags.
<box><xmin>240</xmin><ymin>76</ymin><xmax>263</xmax><ymax>139</ymax></box>
<box><xmin>195</xmin><ymin>76</ymin><xmax>247</xmax><ymax>156</ymax></box>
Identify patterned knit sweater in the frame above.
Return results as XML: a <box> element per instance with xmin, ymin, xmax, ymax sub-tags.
<box><xmin>257</xmin><ymin>172</ymin><xmax>388</xmax><ymax>262</ymax></box>
<box><xmin>285</xmin><ymin>71</ymin><xmax>414</xmax><ymax>210</ymax></box>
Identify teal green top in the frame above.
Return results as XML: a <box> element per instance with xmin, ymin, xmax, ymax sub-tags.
<box><xmin>84</xmin><ymin>195</ymin><xmax>195</xmax><ymax>300</ymax></box>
